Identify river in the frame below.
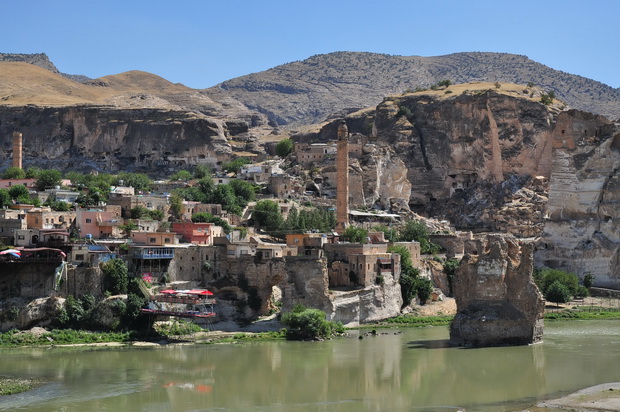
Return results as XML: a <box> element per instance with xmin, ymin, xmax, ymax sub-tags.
<box><xmin>1</xmin><ymin>320</ymin><xmax>620</xmax><ymax>411</ymax></box>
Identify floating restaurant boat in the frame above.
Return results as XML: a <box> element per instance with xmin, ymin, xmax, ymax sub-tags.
<box><xmin>141</xmin><ymin>288</ymin><xmax>216</xmax><ymax>318</ymax></box>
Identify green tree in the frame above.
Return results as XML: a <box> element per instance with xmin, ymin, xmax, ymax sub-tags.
<box><xmin>49</xmin><ymin>201</ymin><xmax>71</xmax><ymax>212</ymax></box>
<box><xmin>193</xmin><ymin>164</ymin><xmax>211</xmax><ymax>179</ymax></box>
<box><xmin>2</xmin><ymin>166</ymin><xmax>26</xmax><ymax>179</ymax></box>
<box><xmin>169</xmin><ymin>193</ymin><xmax>184</xmax><ymax>221</ymax></box>
<box><xmin>24</xmin><ymin>166</ymin><xmax>42</xmax><ymax>179</ymax></box>
<box><xmin>414</xmin><ymin>278</ymin><xmax>433</xmax><ymax>304</ymax></box>
<box><xmin>213</xmin><ymin>184</ymin><xmax>241</xmax><ymax>215</ymax></box>
<box><xmin>101</xmin><ymin>259</ymin><xmax>129</xmax><ymax>295</ymax></box>
<box><xmin>170</xmin><ymin>170</ymin><xmax>193</xmax><ymax>181</ymax></box>
<box><xmin>130</xmin><ymin>206</ymin><xmax>151</xmax><ymax>219</ymax></box>
<box><xmin>443</xmin><ymin>258</ymin><xmax>460</xmax><ymax>295</ymax></box>
<box><xmin>190</xmin><ymin>212</ymin><xmax>232</xmax><ymax>233</ymax></box>
<box><xmin>119</xmin><ymin>221</ymin><xmax>138</xmax><ymax>237</ymax></box>
<box><xmin>252</xmin><ymin>200</ymin><xmax>283</xmax><ymax>230</ymax></box>
<box><xmin>191</xmin><ymin>212</ymin><xmax>213</xmax><ymax>223</ymax></box>
<box><xmin>149</xmin><ymin>209</ymin><xmax>164</xmax><ymax>221</ymax></box>
<box><xmin>583</xmin><ymin>273</ymin><xmax>594</xmax><ymax>288</ymax></box>
<box><xmin>535</xmin><ymin>268</ymin><xmax>579</xmax><ymax>298</ymax></box>
<box><xmin>35</xmin><ymin>169</ymin><xmax>62</xmax><ymax>190</ymax></box>
<box><xmin>545</xmin><ymin>280</ymin><xmax>572</xmax><ymax>307</ymax></box>
<box><xmin>398</xmin><ymin>220</ymin><xmax>440</xmax><ymax>254</ymax></box>
<box><xmin>8</xmin><ymin>184</ymin><xmax>29</xmax><ymax>200</ymax></box>
<box><xmin>221</xmin><ymin>157</ymin><xmax>251</xmax><ymax>174</ymax></box>
<box><xmin>342</xmin><ymin>226</ymin><xmax>369</xmax><ymax>243</ymax></box>
<box><xmin>275</xmin><ymin>138</ymin><xmax>294</xmax><ymax>158</ymax></box>
<box><xmin>115</xmin><ymin>172</ymin><xmax>152</xmax><ymax>192</ymax></box>
<box><xmin>281</xmin><ymin>304</ymin><xmax>344</xmax><ymax>340</ymax></box>
<box><xmin>388</xmin><ymin>244</ymin><xmax>431</xmax><ymax>306</ymax></box>
<box><xmin>229</xmin><ymin>179</ymin><xmax>256</xmax><ymax>207</ymax></box>
<box><xmin>0</xmin><ymin>188</ymin><xmax>10</xmax><ymax>208</ymax></box>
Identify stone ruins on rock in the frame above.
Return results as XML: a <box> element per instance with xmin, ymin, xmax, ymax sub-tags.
<box><xmin>450</xmin><ymin>234</ymin><xmax>544</xmax><ymax>347</ymax></box>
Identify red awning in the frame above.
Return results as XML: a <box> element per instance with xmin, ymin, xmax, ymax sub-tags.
<box><xmin>160</xmin><ymin>289</ymin><xmax>177</xmax><ymax>294</ymax></box>
<box><xmin>187</xmin><ymin>289</ymin><xmax>214</xmax><ymax>296</ymax></box>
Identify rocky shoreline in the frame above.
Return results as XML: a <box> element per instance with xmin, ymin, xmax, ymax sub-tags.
<box><xmin>534</xmin><ymin>382</ymin><xmax>620</xmax><ymax>411</ymax></box>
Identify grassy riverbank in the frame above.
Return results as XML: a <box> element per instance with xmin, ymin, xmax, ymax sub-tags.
<box><xmin>0</xmin><ymin>328</ymin><xmax>133</xmax><ymax>348</ymax></box>
<box><xmin>545</xmin><ymin>307</ymin><xmax>620</xmax><ymax>320</ymax></box>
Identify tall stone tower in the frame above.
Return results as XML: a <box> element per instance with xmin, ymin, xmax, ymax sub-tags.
<box><xmin>12</xmin><ymin>131</ymin><xmax>23</xmax><ymax>169</ymax></box>
<box><xmin>335</xmin><ymin>120</ymin><xmax>349</xmax><ymax>234</ymax></box>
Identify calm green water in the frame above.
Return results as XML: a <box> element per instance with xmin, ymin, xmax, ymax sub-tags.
<box><xmin>2</xmin><ymin>321</ymin><xmax>620</xmax><ymax>411</ymax></box>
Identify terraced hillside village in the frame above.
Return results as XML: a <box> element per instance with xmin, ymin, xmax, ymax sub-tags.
<box><xmin>0</xmin><ymin>51</ymin><xmax>619</xmax><ymax>334</ymax></box>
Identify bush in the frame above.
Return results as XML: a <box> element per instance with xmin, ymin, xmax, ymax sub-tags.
<box><xmin>546</xmin><ymin>280</ymin><xmax>572</xmax><ymax>306</ymax></box>
<box><xmin>281</xmin><ymin>305</ymin><xmax>344</xmax><ymax>340</ymax></box>
<box><xmin>414</xmin><ymin>278</ymin><xmax>434</xmax><ymax>304</ymax></box>
<box><xmin>275</xmin><ymin>138</ymin><xmax>294</xmax><ymax>158</ymax></box>
<box><xmin>101</xmin><ymin>259</ymin><xmax>129</xmax><ymax>295</ymax></box>
<box><xmin>583</xmin><ymin>273</ymin><xmax>594</xmax><ymax>288</ymax></box>
<box><xmin>535</xmin><ymin>268</ymin><xmax>579</xmax><ymax>298</ymax></box>
<box><xmin>342</xmin><ymin>226</ymin><xmax>368</xmax><ymax>243</ymax></box>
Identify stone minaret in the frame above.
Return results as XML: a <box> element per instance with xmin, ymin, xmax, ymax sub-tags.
<box><xmin>12</xmin><ymin>131</ymin><xmax>23</xmax><ymax>169</ymax></box>
<box><xmin>335</xmin><ymin>120</ymin><xmax>349</xmax><ymax>234</ymax></box>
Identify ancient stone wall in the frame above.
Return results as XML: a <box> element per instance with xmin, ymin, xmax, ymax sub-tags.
<box><xmin>535</xmin><ymin>110</ymin><xmax>620</xmax><ymax>287</ymax></box>
<box><xmin>450</xmin><ymin>234</ymin><xmax>544</xmax><ymax>347</ymax></box>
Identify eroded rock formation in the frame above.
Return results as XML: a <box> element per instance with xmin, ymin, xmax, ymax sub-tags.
<box><xmin>0</xmin><ymin>106</ymin><xmax>233</xmax><ymax>173</ymax></box>
<box><xmin>536</xmin><ymin>110</ymin><xmax>620</xmax><ymax>287</ymax></box>
<box><xmin>450</xmin><ymin>234</ymin><xmax>544</xmax><ymax>347</ymax></box>
<box><xmin>296</xmin><ymin>85</ymin><xmax>556</xmax><ymax>234</ymax></box>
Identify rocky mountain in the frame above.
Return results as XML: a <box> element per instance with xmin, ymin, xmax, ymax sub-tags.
<box><xmin>207</xmin><ymin>51</ymin><xmax>620</xmax><ymax>125</ymax></box>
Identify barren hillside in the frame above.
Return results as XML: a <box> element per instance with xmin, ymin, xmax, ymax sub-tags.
<box><xmin>207</xmin><ymin>51</ymin><xmax>620</xmax><ymax>125</ymax></box>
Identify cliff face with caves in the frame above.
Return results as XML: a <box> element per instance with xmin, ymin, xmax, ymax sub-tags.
<box><xmin>535</xmin><ymin>110</ymin><xmax>620</xmax><ymax>288</ymax></box>
<box><xmin>0</xmin><ymin>106</ymin><xmax>235</xmax><ymax>173</ymax></box>
<box><xmin>298</xmin><ymin>84</ymin><xmax>558</xmax><ymax>234</ymax></box>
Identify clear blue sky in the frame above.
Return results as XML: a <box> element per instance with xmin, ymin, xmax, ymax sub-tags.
<box><xmin>3</xmin><ymin>0</ymin><xmax>619</xmax><ymax>89</ymax></box>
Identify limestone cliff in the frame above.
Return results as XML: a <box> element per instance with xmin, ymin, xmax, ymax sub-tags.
<box><xmin>450</xmin><ymin>234</ymin><xmax>544</xmax><ymax>347</ymax></box>
<box><xmin>535</xmin><ymin>110</ymin><xmax>620</xmax><ymax>288</ymax></box>
<box><xmin>0</xmin><ymin>106</ymin><xmax>233</xmax><ymax>173</ymax></box>
<box><xmin>296</xmin><ymin>84</ymin><xmax>556</xmax><ymax>234</ymax></box>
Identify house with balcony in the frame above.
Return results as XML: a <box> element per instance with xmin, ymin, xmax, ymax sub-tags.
<box><xmin>75</xmin><ymin>207</ymin><xmax>123</xmax><ymax>239</ymax></box>
<box><xmin>130</xmin><ymin>231</ymin><xmax>179</xmax><ymax>246</ymax></box>
<box><xmin>14</xmin><ymin>228</ymin><xmax>70</xmax><ymax>248</ymax></box>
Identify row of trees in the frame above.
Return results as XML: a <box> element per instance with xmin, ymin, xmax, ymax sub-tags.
<box><xmin>250</xmin><ymin>200</ymin><xmax>336</xmax><ymax>233</ymax></box>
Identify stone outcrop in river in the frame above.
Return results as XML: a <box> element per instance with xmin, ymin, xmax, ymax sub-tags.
<box><xmin>535</xmin><ymin>110</ymin><xmax>620</xmax><ymax>288</ymax></box>
<box><xmin>450</xmin><ymin>234</ymin><xmax>544</xmax><ymax>347</ymax></box>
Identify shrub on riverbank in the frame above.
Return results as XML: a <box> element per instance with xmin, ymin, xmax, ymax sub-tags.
<box><xmin>281</xmin><ymin>305</ymin><xmax>344</xmax><ymax>340</ymax></box>
<box><xmin>0</xmin><ymin>329</ymin><xmax>132</xmax><ymax>348</ymax></box>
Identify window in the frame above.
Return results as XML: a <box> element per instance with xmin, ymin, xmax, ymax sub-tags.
<box><xmin>75</xmin><ymin>254</ymin><xmax>85</xmax><ymax>261</ymax></box>
<box><xmin>86</xmin><ymin>218</ymin><xmax>92</xmax><ymax>223</ymax></box>
<box><xmin>18</xmin><ymin>235</ymin><xmax>25</xmax><ymax>240</ymax></box>
<box><xmin>149</xmin><ymin>237</ymin><xmax>156</xmax><ymax>243</ymax></box>
<box><xmin>164</xmin><ymin>238</ymin><xmax>171</xmax><ymax>243</ymax></box>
